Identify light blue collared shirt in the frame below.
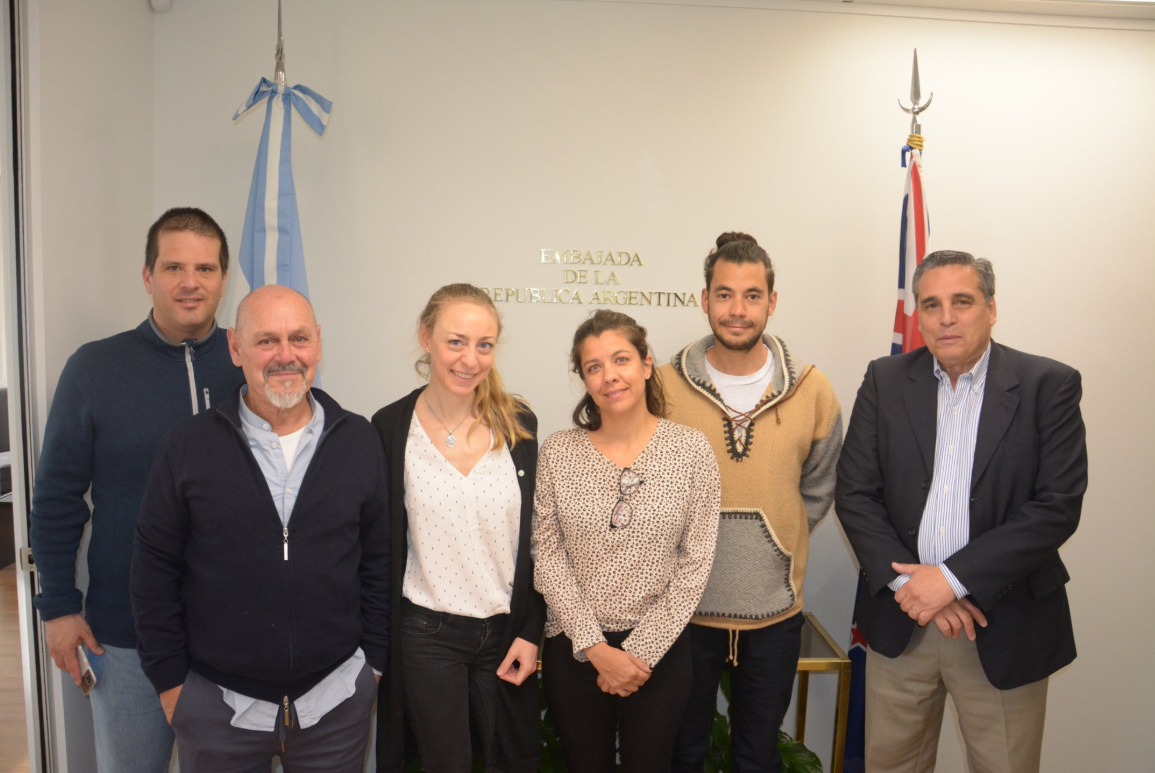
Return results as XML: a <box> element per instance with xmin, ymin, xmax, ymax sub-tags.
<box><xmin>237</xmin><ymin>386</ymin><xmax>325</xmax><ymax>527</ymax></box>
<box><xmin>890</xmin><ymin>342</ymin><xmax>992</xmax><ymax>600</ymax></box>
<box><xmin>221</xmin><ymin>388</ymin><xmax>370</xmax><ymax>731</ymax></box>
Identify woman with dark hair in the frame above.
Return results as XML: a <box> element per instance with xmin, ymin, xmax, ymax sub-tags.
<box><xmin>532</xmin><ymin>309</ymin><xmax>721</xmax><ymax>772</ymax></box>
<box><xmin>373</xmin><ymin>283</ymin><xmax>544</xmax><ymax>773</ymax></box>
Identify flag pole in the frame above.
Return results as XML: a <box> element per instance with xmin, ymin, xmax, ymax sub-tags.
<box><xmin>892</xmin><ymin>48</ymin><xmax>933</xmax><ymax>354</ymax></box>
<box><xmin>234</xmin><ymin>0</ymin><xmax>333</xmax><ymax>299</ymax></box>
<box><xmin>898</xmin><ymin>49</ymin><xmax>933</xmax><ymax>150</ymax></box>
<box><xmin>274</xmin><ymin>0</ymin><xmax>286</xmax><ymax>87</ymax></box>
<box><xmin>844</xmin><ymin>50</ymin><xmax>937</xmax><ymax>773</ymax></box>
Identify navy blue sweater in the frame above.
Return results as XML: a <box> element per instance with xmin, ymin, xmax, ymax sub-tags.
<box><xmin>30</xmin><ymin>317</ymin><xmax>244</xmax><ymax>647</ymax></box>
<box><xmin>131</xmin><ymin>387</ymin><xmax>391</xmax><ymax>703</ymax></box>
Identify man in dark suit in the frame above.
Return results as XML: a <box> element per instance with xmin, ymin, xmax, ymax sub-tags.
<box><xmin>836</xmin><ymin>250</ymin><xmax>1087</xmax><ymax>773</ymax></box>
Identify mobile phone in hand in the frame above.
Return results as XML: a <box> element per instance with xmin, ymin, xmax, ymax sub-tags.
<box><xmin>76</xmin><ymin>645</ymin><xmax>97</xmax><ymax>695</ymax></box>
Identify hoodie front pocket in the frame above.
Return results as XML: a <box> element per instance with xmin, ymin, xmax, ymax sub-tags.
<box><xmin>695</xmin><ymin>509</ymin><xmax>797</xmax><ymax>620</ymax></box>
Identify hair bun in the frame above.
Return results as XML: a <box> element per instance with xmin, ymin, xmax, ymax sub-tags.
<box><xmin>716</xmin><ymin>231</ymin><xmax>758</xmax><ymax>248</ymax></box>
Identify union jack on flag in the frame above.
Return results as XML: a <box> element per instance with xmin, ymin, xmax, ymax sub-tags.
<box><xmin>843</xmin><ymin>142</ymin><xmax>931</xmax><ymax>773</ymax></box>
<box><xmin>892</xmin><ymin>147</ymin><xmax>930</xmax><ymax>354</ymax></box>
<box><xmin>843</xmin><ymin>605</ymin><xmax>868</xmax><ymax>773</ymax></box>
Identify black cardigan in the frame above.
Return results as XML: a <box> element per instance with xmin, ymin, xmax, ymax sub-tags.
<box><xmin>132</xmin><ymin>387</ymin><xmax>391</xmax><ymax>703</ymax></box>
<box><xmin>373</xmin><ymin>386</ymin><xmax>545</xmax><ymax>772</ymax></box>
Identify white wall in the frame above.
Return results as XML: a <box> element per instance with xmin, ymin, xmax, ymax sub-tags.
<box><xmin>33</xmin><ymin>0</ymin><xmax>155</xmax><ymax>396</ymax></box>
<box><xmin>23</xmin><ymin>0</ymin><xmax>1155</xmax><ymax>771</ymax></box>
<box><xmin>25</xmin><ymin>0</ymin><xmax>155</xmax><ymax>770</ymax></box>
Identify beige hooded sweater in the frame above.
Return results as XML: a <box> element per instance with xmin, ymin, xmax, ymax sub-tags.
<box><xmin>660</xmin><ymin>333</ymin><xmax>843</xmax><ymax>631</ymax></box>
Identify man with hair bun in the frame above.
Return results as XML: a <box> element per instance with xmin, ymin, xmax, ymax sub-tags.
<box><xmin>664</xmin><ymin>232</ymin><xmax>843</xmax><ymax>773</ymax></box>
<box><xmin>836</xmin><ymin>250</ymin><xmax>1086</xmax><ymax>773</ymax></box>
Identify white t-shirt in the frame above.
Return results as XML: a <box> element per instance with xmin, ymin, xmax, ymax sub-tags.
<box><xmin>278</xmin><ymin>424</ymin><xmax>307</xmax><ymax>473</ymax></box>
<box><xmin>704</xmin><ymin>344</ymin><xmax>775</xmax><ymax>420</ymax></box>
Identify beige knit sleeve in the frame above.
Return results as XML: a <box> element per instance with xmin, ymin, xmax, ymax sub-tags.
<box><xmin>801</xmin><ymin>369</ymin><xmax>844</xmax><ymax>532</ymax></box>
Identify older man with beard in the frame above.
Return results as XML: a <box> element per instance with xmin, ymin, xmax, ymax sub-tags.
<box><xmin>131</xmin><ymin>285</ymin><xmax>390</xmax><ymax>773</ymax></box>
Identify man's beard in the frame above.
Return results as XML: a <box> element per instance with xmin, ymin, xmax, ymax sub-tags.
<box><xmin>264</xmin><ymin>363</ymin><xmax>308</xmax><ymax>409</ymax></box>
<box><xmin>711</xmin><ymin>317</ymin><xmax>765</xmax><ymax>352</ymax></box>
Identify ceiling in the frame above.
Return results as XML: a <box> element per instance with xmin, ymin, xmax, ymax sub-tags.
<box><xmin>826</xmin><ymin>0</ymin><xmax>1155</xmax><ymax>20</ymax></box>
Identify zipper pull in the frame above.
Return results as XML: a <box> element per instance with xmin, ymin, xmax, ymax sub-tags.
<box><xmin>283</xmin><ymin>528</ymin><xmax>289</xmax><ymax>561</ymax></box>
<box><xmin>184</xmin><ymin>343</ymin><xmax>200</xmax><ymax>416</ymax></box>
<box><xmin>203</xmin><ymin>387</ymin><xmax>211</xmax><ymax>410</ymax></box>
<box><xmin>282</xmin><ymin>695</ymin><xmax>290</xmax><ymax>751</ymax></box>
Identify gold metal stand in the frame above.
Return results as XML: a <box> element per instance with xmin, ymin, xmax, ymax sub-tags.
<box><xmin>796</xmin><ymin>612</ymin><xmax>853</xmax><ymax>773</ymax></box>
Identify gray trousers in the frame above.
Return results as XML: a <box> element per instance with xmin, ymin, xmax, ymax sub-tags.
<box><xmin>171</xmin><ymin>663</ymin><xmax>377</xmax><ymax>773</ymax></box>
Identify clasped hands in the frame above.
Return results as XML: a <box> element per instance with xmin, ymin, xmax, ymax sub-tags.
<box><xmin>585</xmin><ymin>641</ymin><xmax>651</xmax><ymax>697</ymax></box>
<box><xmin>892</xmin><ymin>562</ymin><xmax>988</xmax><ymax>642</ymax></box>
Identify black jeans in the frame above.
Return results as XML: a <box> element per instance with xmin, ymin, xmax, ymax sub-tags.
<box><xmin>671</xmin><ymin>615</ymin><xmax>804</xmax><ymax>773</ymax></box>
<box><xmin>543</xmin><ymin>628</ymin><xmax>692</xmax><ymax>773</ymax></box>
<box><xmin>400</xmin><ymin>600</ymin><xmax>537</xmax><ymax>773</ymax></box>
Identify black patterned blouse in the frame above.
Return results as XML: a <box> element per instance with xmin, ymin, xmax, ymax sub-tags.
<box><xmin>532</xmin><ymin>419</ymin><xmax>721</xmax><ymax>666</ymax></box>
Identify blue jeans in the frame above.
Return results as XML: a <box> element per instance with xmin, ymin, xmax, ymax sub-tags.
<box><xmin>87</xmin><ymin>644</ymin><xmax>174</xmax><ymax>773</ymax></box>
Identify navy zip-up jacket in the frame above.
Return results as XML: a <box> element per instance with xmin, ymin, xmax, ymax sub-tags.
<box><xmin>30</xmin><ymin>317</ymin><xmax>244</xmax><ymax>647</ymax></box>
<box><xmin>131</xmin><ymin>386</ymin><xmax>391</xmax><ymax>703</ymax></box>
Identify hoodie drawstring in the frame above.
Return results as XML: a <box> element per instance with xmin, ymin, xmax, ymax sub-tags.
<box><xmin>728</xmin><ymin>629</ymin><xmax>740</xmax><ymax>666</ymax></box>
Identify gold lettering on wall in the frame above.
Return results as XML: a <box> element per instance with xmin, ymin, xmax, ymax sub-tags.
<box><xmin>486</xmin><ymin>249</ymin><xmax>696</xmax><ymax>308</ymax></box>
<box><xmin>540</xmin><ymin>249</ymin><xmax>644</xmax><ymax>267</ymax></box>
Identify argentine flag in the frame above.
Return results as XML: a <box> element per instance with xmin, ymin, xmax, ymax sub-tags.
<box><xmin>234</xmin><ymin>77</ymin><xmax>332</xmax><ymax>297</ymax></box>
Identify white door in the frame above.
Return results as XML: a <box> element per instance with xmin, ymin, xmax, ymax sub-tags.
<box><xmin>2</xmin><ymin>1</ymin><xmax>97</xmax><ymax>769</ymax></box>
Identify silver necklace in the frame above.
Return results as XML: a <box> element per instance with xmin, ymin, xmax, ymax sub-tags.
<box><xmin>424</xmin><ymin>393</ymin><xmax>471</xmax><ymax>448</ymax></box>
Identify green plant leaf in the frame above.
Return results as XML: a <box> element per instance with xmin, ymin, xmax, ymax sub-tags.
<box><xmin>720</xmin><ymin>669</ymin><xmax>733</xmax><ymax>705</ymax></box>
<box><xmin>778</xmin><ymin>730</ymin><xmax>824</xmax><ymax>773</ymax></box>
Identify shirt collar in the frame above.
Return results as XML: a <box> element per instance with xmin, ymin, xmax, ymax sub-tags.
<box><xmin>932</xmin><ymin>341</ymin><xmax>992</xmax><ymax>391</ymax></box>
<box><xmin>148</xmin><ymin>310</ymin><xmax>218</xmax><ymax>346</ymax></box>
<box><xmin>238</xmin><ymin>385</ymin><xmax>321</xmax><ymax>435</ymax></box>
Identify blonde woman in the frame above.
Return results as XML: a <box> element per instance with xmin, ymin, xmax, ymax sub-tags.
<box><xmin>373</xmin><ymin>284</ymin><xmax>543</xmax><ymax>773</ymax></box>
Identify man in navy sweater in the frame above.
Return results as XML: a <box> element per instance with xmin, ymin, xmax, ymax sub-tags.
<box><xmin>132</xmin><ymin>285</ymin><xmax>390</xmax><ymax>772</ymax></box>
<box><xmin>29</xmin><ymin>207</ymin><xmax>244</xmax><ymax>772</ymax></box>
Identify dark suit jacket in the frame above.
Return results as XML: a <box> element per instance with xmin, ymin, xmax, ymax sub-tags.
<box><xmin>835</xmin><ymin>341</ymin><xmax>1087</xmax><ymax>690</ymax></box>
<box><xmin>372</xmin><ymin>386</ymin><xmax>545</xmax><ymax>772</ymax></box>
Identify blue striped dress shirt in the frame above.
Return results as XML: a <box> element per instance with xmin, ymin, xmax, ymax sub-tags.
<box><xmin>221</xmin><ymin>389</ymin><xmax>371</xmax><ymax>731</ymax></box>
<box><xmin>890</xmin><ymin>342</ymin><xmax>992</xmax><ymax>599</ymax></box>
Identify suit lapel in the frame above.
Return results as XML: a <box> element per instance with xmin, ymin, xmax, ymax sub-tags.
<box><xmin>902</xmin><ymin>351</ymin><xmax>938</xmax><ymax>479</ymax></box>
<box><xmin>972</xmin><ymin>343</ymin><xmax>1019</xmax><ymax>488</ymax></box>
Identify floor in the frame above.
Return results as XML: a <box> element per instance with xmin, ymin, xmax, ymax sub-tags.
<box><xmin>0</xmin><ymin>563</ymin><xmax>31</xmax><ymax>773</ymax></box>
